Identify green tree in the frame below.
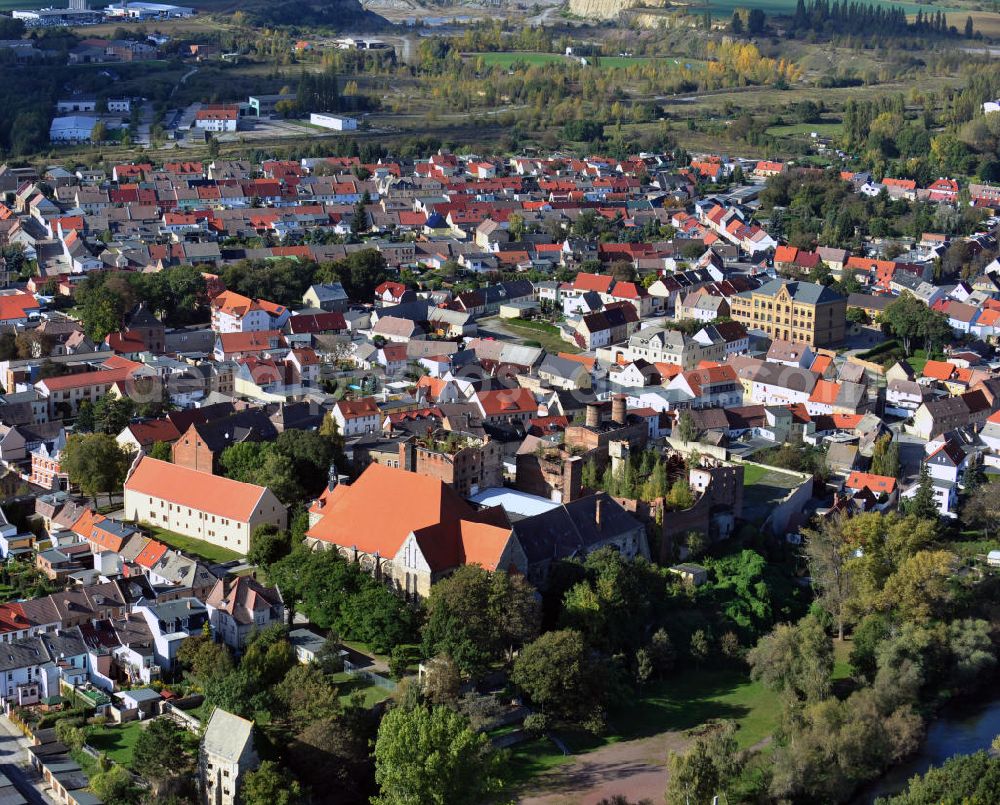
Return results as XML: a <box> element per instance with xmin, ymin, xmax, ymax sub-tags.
<box><xmin>177</xmin><ymin>628</ymin><xmax>233</xmax><ymax>687</ymax></box>
<box><xmin>90</xmin><ymin>765</ymin><xmax>140</xmax><ymax>804</ymax></box>
<box><xmin>676</xmin><ymin>410</ymin><xmax>698</xmax><ymax>443</ymax></box>
<box><xmin>273</xmin><ymin>663</ymin><xmax>341</xmax><ymax>734</ymax></box>
<box><xmin>512</xmin><ymin>629</ymin><xmax>608</xmax><ymax>730</ymax></box>
<box><xmin>93</xmin><ymin>395</ymin><xmax>136</xmax><ymax>435</ymax></box>
<box><xmin>690</xmin><ymin>629</ymin><xmax>710</xmax><ymax>666</ymax></box>
<box><xmin>62</xmin><ymin>433</ymin><xmax>130</xmax><ymax>506</ymax></box>
<box><xmin>131</xmin><ymin>718</ymin><xmax>192</xmax><ymax>793</ymax></box>
<box><xmin>870</xmin><ymin>434</ymin><xmax>900</xmax><ymax>479</ymax></box>
<box><xmin>665</xmin><ymin>721</ymin><xmax>744</xmax><ymax>805</ymax></box>
<box><xmin>247</xmin><ymin>523</ymin><xmax>291</xmax><ymax>568</ymax></box>
<box><xmin>907</xmin><ymin>464</ymin><xmax>938</xmax><ymax>520</ymax></box>
<box><xmin>879</xmin><ymin>751</ymin><xmax>1000</xmax><ymax>804</ymax></box>
<box><xmin>372</xmin><ymin>704</ymin><xmax>506</xmax><ymax>805</ymax></box>
<box><xmin>879</xmin><ymin>550</ymin><xmax>957</xmax><ymax>623</ymax></box>
<box><xmin>803</xmin><ymin>516</ymin><xmax>856</xmax><ymax>640</ymax></box>
<box><xmin>880</xmin><ymin>293</ymin><xmax>928</xmax><ymax>356</ymax></box>
<box><xmin>148</xmin><ymin>441</ymin><xmax>172</xmax><ymax>462</ymax></box>
<box><xmin>748</xmin><ymin>613</ymin><xmax>833</xmax><ymax>702</ymax></box>
<box><xmin>242</xmin><ymin>760</ymin><xmax>303</xmax><ymax>805</ymax></box>
<box><xmin>422</xmin><ymin>565</ymin><xmax>540</xmax><ymax>677</ymax></box>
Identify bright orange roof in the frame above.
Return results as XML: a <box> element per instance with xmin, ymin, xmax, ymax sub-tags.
<box><xmin>0</xmin><ymin>291</ymin><xmax>38</xmax><ymax>323</ymax></box>
<box><xmin>306</xmin><ymin>463</ymin><xmax>511</xmax><ymax>572</ymax></box>
<box><xmin>774</xmin><ymin>245</ymin><xmax>798</xmax><ymax>263</ymax></box>
<box><xmin>921</xmin><ymin>360</ymin><xmax>956</xmax><ymax>381</ymax></box>
<box><xmin>125</xmin><ymin>457</ymin><xmax>273</xmax><ymax>522</ymax></box>
<box><xmin>558</xmin><ymin>352</ymin><xmax>596</xmax><ymax>371</ymax></box>
<box><xmin>416</xmin><ymin>375</ymin><xmax>446</xmax><ymax>401</ymax></box>
<box><xmin>477</xmin><ymin>388</ymin><xmax>537</xmax><ymax>417</ymax></box>
<box><xmin>808</xmin><ymin>379</ymin><xmax>841</xmax><ymax>405</ymax></box>
<box><xmin>71</xmin><ymin>508</ymin><xmax>104</xmax><ymax>540</ymax></box>
<box><xmin>810</xmin><ymin>354</ymin><xmax>833</xmax><ymax>374</ymax></box>
<box><xmin>845</xmin><ymin>471</ymin><xmax>897</xmax><ymax>494</ymax></box>
<box><xmin>135</xmin><ymin>539</ymin><xmax>168</xmax><ymax>568</ymax></box>
<box><xmin>654</xmin><ymin>362</ymin><xmax>683</xmax><ymax>381</ymax></box>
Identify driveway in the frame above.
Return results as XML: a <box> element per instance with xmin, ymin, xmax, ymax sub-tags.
<box><xmin>0</xmin><ymin>715</ymin><xmax>59</xmax><ymax>804</ymax></box>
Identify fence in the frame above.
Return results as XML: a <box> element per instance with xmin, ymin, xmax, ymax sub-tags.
<box><xmin>161</xmin><ymin>701</ymin><xmax>202</xmax><ymax>733</ymax></box>
<box><xmin>346</xmin><ymin>668</ymin><xmax>397</xmax><ymax>691</ymax></box>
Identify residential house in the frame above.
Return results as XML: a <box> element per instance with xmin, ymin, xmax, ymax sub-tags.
<box><xmin>205</xmin><ymin>576</ymin><xmax>284</xmax><ymax>652</ymax></box>
<box><xmin>331</xmin><ymin>397</ymin><xmax>381</xmax><ymax>437</ymax></box>
<box><xmin>135</xmin><ymin>597</ymin><xmax>208</xmax><ymax>671</ymax></box>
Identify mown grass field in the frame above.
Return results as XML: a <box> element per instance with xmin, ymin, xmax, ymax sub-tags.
<box><xmin>86</xmin><ymin>721</ymin><xmax>145</xmax><ymax>767</ymax></box>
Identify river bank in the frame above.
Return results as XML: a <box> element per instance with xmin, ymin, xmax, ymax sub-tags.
<box><xmin>855</xmin><ymin>695</ymin><xmax>1000</xmax><ymax>803</ymax></box>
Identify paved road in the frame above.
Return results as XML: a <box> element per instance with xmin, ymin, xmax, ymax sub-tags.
<box><xmin>0</xmin><ymin>715</ymin><xmax>58</xmax><ymax>805</ymax></box>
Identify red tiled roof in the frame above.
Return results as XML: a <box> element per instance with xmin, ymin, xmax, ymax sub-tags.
<box><xmin>125</xmin><ymin>456</ymin><xmax>273</xmax><ymax>522</ymax></box>
<box><xmin>845</xmin><ymin>471</ymin><xmax>896</xmax><ymax>494</ymax></box>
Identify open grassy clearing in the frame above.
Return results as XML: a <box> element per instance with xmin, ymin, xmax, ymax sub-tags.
<box><xmin>468</xmin><ymin>52</ymin><xmax>707</xmax><ymax>71</ymax></box>
<box><xmin>832</xmin><ymin>639</ymin><xmax>853</xmax><ymax>682</ymax></box>
<box><xmin>741</xmin><ymin>463</ymin><xmax>770</xmax><ymax>486</ymax></box>
<box><xmin>499</xmin><ymin>318</ymin><xmax>581</xmax><ymax>354</ymax></box>
<box><xmin>508</xmin><ymin>668</ymin><xmax>781</xmax><ymax>788</ymax></box>
<box><xmin>765</xmin><ymin>121</ymin><xmax>844</xmax><ymax>137</ymax></box>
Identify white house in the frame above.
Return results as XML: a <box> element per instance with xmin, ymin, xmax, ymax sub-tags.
<box><xmin>195</xmin><ymin>107</ymin><xmax>239</xmax><ymax>132</ymax></box>
<box><xmin>331</xmin><ymin>397</ymin><xmax>381</xmax><ymax>437</ymax></box>
<box><xmin>135</xmin><ymin>597</ymin><xmax>208</xmax><ymax>671</ymax></box>
<box><xmin>205</xmin><ymin>576</ymin><xmax>284</xmax><ymax>652</ymax></box>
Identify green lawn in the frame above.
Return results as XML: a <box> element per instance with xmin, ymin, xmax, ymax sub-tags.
<box><xmin>507</xmin><ymin>736</ymin><xmax>575</xmax><ymax>785</ymax></box>
<box><xmin>507</xmin><ymin>668</ymin><xmax>780</xmax><ymax>787</ymax></box>
<box><xmin>907</xmin><ymin>348</ymin><xmax>935</xmax><ymax>376</ymax></box>
<box><xmin>765</xmin><ymin>122</ymin><xmax>843</xmax><ymax>138</ymax></box>
<box><xmin>85</xmin><ymin>721</ymin><xmax>144</xmax><ymax>767</ymax></box>
<box><xmin>741</xmin><ymin>463</ymin><xmax>769</xmax><ymax>486</ymax></box>
<box><xmin>144</xmin><ymin>525</ymin><xmax>244</xmax><ymax>564</ymax></box>
<box><xmin>186</xmin><ymin>701</ymin><xmax>216</xmax><ymax>724</ymax></box>
<box><xmin>330</xmin><ymin>672</ymin><xmax>394</xmax><ymax>709</ymax></box>
<box><xmin>502</xmin><ymin>318</ymin><xmax>580</xmax><ymax>355</ymax></box>
<box><xmin>742</xmin><ymin>465</ymin><xmax>807</xmax><ymax>523</ymax></box>
<box><xmin>612</xmin><ymin>669</ymin><xmax>780</xmax><ymax>749</ymax></box>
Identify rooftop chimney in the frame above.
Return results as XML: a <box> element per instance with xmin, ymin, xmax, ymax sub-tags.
<box><xmin>612</xmin><ymin>394</ymin><xmax>627</xmax><ymax>426</ymax></box>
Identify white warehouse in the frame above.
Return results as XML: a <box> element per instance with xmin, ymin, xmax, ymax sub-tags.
<box><xmin>310</xmin><ymin>113</ymin><xmax>358</xmax><ymax>131</ymax></box>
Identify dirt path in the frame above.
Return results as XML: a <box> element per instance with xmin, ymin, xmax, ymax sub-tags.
<box><xmin>517</xmin><ymin>731</ymin><xmax>690</xmax><ymax>805</ymax></box>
